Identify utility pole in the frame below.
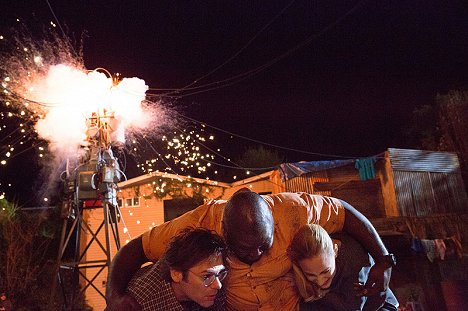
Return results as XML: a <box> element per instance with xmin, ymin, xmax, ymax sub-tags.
<box><xmin>50</xmin><ymin>109</ymin><xmax>123</xmax><ymax>310</ymax></box>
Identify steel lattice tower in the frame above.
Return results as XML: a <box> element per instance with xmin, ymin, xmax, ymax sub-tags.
<box><xmin>50</xmin><ymin>111</ymin><xmax>123</xmax><ymax>310</ymax></box>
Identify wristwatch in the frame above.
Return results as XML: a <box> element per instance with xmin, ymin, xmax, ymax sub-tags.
<box><xmin>381</xmin><ymin>253</ymin><xmax>397</xmax><ymax>268</ymax></box>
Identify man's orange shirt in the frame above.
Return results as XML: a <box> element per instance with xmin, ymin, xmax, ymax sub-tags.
<box><xmin>142</xmin><ymin>192</ymin><xmax>345</xmax><ymax>311</ymax></box>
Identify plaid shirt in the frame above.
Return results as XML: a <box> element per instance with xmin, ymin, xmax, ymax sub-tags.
<box><xmin>127</xmin><ymin>262</ymin><xmax>225</xmax><ymax>311</ymax></box>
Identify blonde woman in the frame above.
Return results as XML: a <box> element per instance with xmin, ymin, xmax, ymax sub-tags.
<box><xmin>288</xmin><ymin>224</ymin><xmax>398</xmax><ymax>311</ymax></box>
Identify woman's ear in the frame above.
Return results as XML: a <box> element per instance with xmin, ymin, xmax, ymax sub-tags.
<box><xmin>170</xmin><ymin>268</ymin><xmax>183</xmax><ymax>283</ymax></box>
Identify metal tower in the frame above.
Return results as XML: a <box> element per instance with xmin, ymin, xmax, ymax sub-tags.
<box><xmin>50</xmin><ymin>110</ymin><xmax>123</xmax><ymax>310</ymax></box>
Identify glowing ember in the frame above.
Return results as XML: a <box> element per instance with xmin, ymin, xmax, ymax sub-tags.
<box><xmin>0</xmin><ymin>26</ymin><xmax>241</xmax><ymax>206</ymax></box>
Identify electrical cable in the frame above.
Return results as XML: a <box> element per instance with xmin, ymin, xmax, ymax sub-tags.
<box><xmin>147</xmin><ymin>0</ymin><xmax>369</xmax><ymax>98</ymax></box>
<box><xmin>141</xmin><ymin>135</ymin><xmax>180</xmax><ymax>176</ymax></box>
<box><xmin>172</xmin><ymin>124</ymin><xmax>244</xmax><ymax>168</ymax></box>
<box><xmin>153</xmin><ymin>0</ymin><xmax>296</xmax><ymax>96</ymax></box>
<box><xmin>0</xmin><ymin>117</ymin><xmax>35</xmax><ymax>144</ymax></box>
<box><xmin>174</xmin><ymin>111</ymin><xmax>360</xmax><ymax>159</ymax></box>
<box><xmin>44</xmin><ymin>0</ymin><xmax>67</xmax><ymax>39</ymax></box>
<box><xmin>115</xmin><ymin>203</ymin><xmax>132</xmax><ymax>240</ymax></box>
<box><xmin>200</xmin><ymin>158</ymin><xmax>278</xmax><ymax>171</ymax></box>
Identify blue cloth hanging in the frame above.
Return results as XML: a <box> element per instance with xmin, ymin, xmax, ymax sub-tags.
<box><xmin>355</xmin><ymin>157</ymin><xmax>377</xmax><ymax>180</ymax></box>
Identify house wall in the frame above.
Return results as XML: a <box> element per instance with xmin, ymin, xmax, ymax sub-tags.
<box><xmin>284</xmin><ymin>171</ymin><xmax>330</xmax><ymax>196</ymax></box>
<box><xmin>326</xmin><ymin>179</ymin><xmax>386</xmax><ymax>219</ymax></box>
<box><xmin>378</xmin><ymin>153</ymin><xmax>399</xmax><ymax>217</ymax></box>
<box><xmin>388</xmin><ymin>148</ymin><xmax>468</xmax><ymax>216</ymax></box>
<box><xmin>83</xmin><ymin>180</ymin><xmax>228</xmax><ymax>310</ymax></box>
<box><xmin>82</xmin><ymin>204</ymin><xmax>162</xmax><ymax>311</ymax></box>
<box><xmin>282</xmin><ymin>163</ymin><xmax>388</xmax><ymax>219</ymax></box>
<box><xmin>277</xmin><ymin>149</ymin><xmax>468</xmax><ymax>219</ymax></box>
<box><xmin>225</xmin><ymin>178</ymin><xmax>275</xmax><ymax>198</ymax></box>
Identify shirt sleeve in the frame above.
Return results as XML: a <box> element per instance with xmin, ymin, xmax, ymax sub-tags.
<box><xmin>299</xmin><ymin>193</ymin><xmax>346</xmax><ymax>233</ymax></box>
<box><xmin>141</xmin><ymin>200</ymin><xmax>224</xmax><ymax>261</ymax></box>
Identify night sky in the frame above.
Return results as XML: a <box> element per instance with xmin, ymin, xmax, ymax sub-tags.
<box><xmin>1</xmin><ymin>1</ymin><xmax>468</xmax><ymax>205</ymax></box>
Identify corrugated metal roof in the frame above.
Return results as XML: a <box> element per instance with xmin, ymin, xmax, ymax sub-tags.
<box><xmin>388</xmin><ymin>148</ymin><xmax>460</xmax><ymax>173</ymax></box>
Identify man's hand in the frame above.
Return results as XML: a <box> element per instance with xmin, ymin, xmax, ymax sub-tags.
<box><xmin>105</xmin><ymin>292</ymin><xmax>142</xmax><ymax>311</ymax></box>
<box><xmin>354</xmin><ymin>261</ymin><xmax>392</xmax><ymax>296</ymax></box>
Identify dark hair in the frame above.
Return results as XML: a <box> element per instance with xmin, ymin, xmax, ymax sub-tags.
<box><xmin>160</xmin><ymin>227</ymin><xmax>227</xmax><ymax>281</ymax></box>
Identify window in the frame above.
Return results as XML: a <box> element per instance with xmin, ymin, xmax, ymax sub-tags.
<box><xmin>124</xmin><ymin>197</ymin><xmax>140</xmax><ymax>207</ymax></box>
<box><xmin>163</xmin><ymin>197</ymin><xmax>204</xmax><ymax>222</ymax></box>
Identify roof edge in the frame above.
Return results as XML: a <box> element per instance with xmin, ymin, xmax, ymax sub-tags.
<box><xmin>118</xmin><ymin>171</ymin><xmax>231</xmax><ymax>188</ymax></box>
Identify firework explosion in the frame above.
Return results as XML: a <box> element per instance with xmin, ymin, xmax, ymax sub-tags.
<box><xmin>0</xmin><ymin>26</ymin><xmax>221</xmax><ymax>204</ymax></box>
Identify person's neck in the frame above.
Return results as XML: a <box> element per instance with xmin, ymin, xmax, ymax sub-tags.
<box><xmin>171</xmin><ymin>281</ymin><xmax>189</xmax><ymax>302</ymax></box>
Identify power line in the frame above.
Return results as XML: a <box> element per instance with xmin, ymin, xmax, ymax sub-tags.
<box><xmin>0</xmin><ymin>117</ymin><xmax>35</xmax><ymax>144</ymax></box>
<box><xmin>147</xmin><ymin>0</ymin><xmax>369</xmax><ymax>98</ymax></box>
<box><xmin>44</xmin><ymin>0</ymin><xmax>66</xmax><ymax>38</ymax></box>
<box><xmin>173</xmin><ymin>111</ymin><xmax>360</xmax><ymax>159</ymax></box>
<box><xmin>201</xmin><ymin>158</ymin><xmax>278</xmax><ymax>171</ymax></box>
<box><xmin>141</xmin><ymin>134</ymin><xmax>180</xmax><ymax>176</ymax></box>
<box><xmin>151</xmin><ymin>0</ymin><xmax>296</xmax><ymax>96</ymax></box>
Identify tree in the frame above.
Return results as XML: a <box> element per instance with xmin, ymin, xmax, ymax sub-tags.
<box><xmin>0</xmin><ymin>199</ymin><xmax>54</xmax><ymax>309</ymax></box>
<box><xmin>436</xmin><ymin>90</ymin><xmax>468</xmax><ymax>162</ymax></box>
<box><xmin>436</xmin><ymin>90</ymin><xmax>468</xmax><ymax>191</ymax></box>
<box><xmin>0</xmin><ymin>199</ymin><xmax>90</xmax><ymax>310</ymax></box>
<box><xmin>236</xmin><ymin>146</ymin><xmax>285</xmax><ymax>174</ymax></box>
<box><xmin>403</xmin><ymin>104</ymin><xmax>440</xmax><ymax>150</ymax></box>
<box><xmin>405</xmin><ymin>90</ymin><xmax>468</xmax><ymax>190</ymax></box>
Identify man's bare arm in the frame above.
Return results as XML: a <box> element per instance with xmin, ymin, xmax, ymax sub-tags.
<box><xmin>340</xmin><ymin>199</ymin><xmax>392</xmax><ymax>296</ymax></box>
<box><xmin>105</xmin><ymin>236</ymin><xmax>148</xmax><ymax>311</ymax></box>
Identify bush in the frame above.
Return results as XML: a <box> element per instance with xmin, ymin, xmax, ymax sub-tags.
<box><xmin>0</xmin><ymin>199</ymin><xmax>90</xmax><ymax>310</ymax></box>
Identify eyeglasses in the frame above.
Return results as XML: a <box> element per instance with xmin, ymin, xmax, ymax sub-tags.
<box><xmin>188</xmin><ymin>269</ymin><xmax>228</xmax><ymax>287</ymax></box>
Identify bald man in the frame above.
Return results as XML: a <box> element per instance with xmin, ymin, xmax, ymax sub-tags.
<box><xmin>106</xmin><ymin>189</ymin><xmax>393</xmax><ymax>311</ymax></box>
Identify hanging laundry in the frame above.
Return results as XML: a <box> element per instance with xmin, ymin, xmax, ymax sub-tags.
<box><xmin>410</xmin><ymin>238</ymin><xmax>423</xmax><ymax>253</ymax></box>
<box><xmin>444</xmin><ymin>236</ymin><xmax>463</xmax><ymax>259</ymax></box>
<box><xmin>355</xmin><ymin>157</ymin><xmax>377</xmax><ymax>180</ymax></box>
<box><xmin>420</xmin><ymin>239</ymin><xmax>437</xmax><ymax>262</ymax></box>
<box><xmin>434</xmin><ymin>239</ymin><xmax>447</xmax><ymax>260</ymax></box>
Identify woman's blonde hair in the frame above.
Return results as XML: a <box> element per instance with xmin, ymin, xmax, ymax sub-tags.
<box><xmin>288</xmin><ymin>224</ymin><xmax>334</xmax><ymax>262</ymax></box>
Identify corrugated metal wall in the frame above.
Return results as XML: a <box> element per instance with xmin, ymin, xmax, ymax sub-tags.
<box><xmin>390</xmin><ymin>148</ymin><xmax>468</xmax><ymax>216</ymax></box>
<box><xmin>284</xmin><ymin>171</ymin><xmax>331</xmax><ymax>196</ymax></box>
<box><xmin>393</xmin><ymin>171</ymin><xmax>468</xmax><ymax>216</ymax></box>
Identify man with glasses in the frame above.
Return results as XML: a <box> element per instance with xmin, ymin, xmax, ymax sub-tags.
<box><xmin>125</xmin><ymin>228</ymin><xmax>228</xmax><ymax>311</ymax></box>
